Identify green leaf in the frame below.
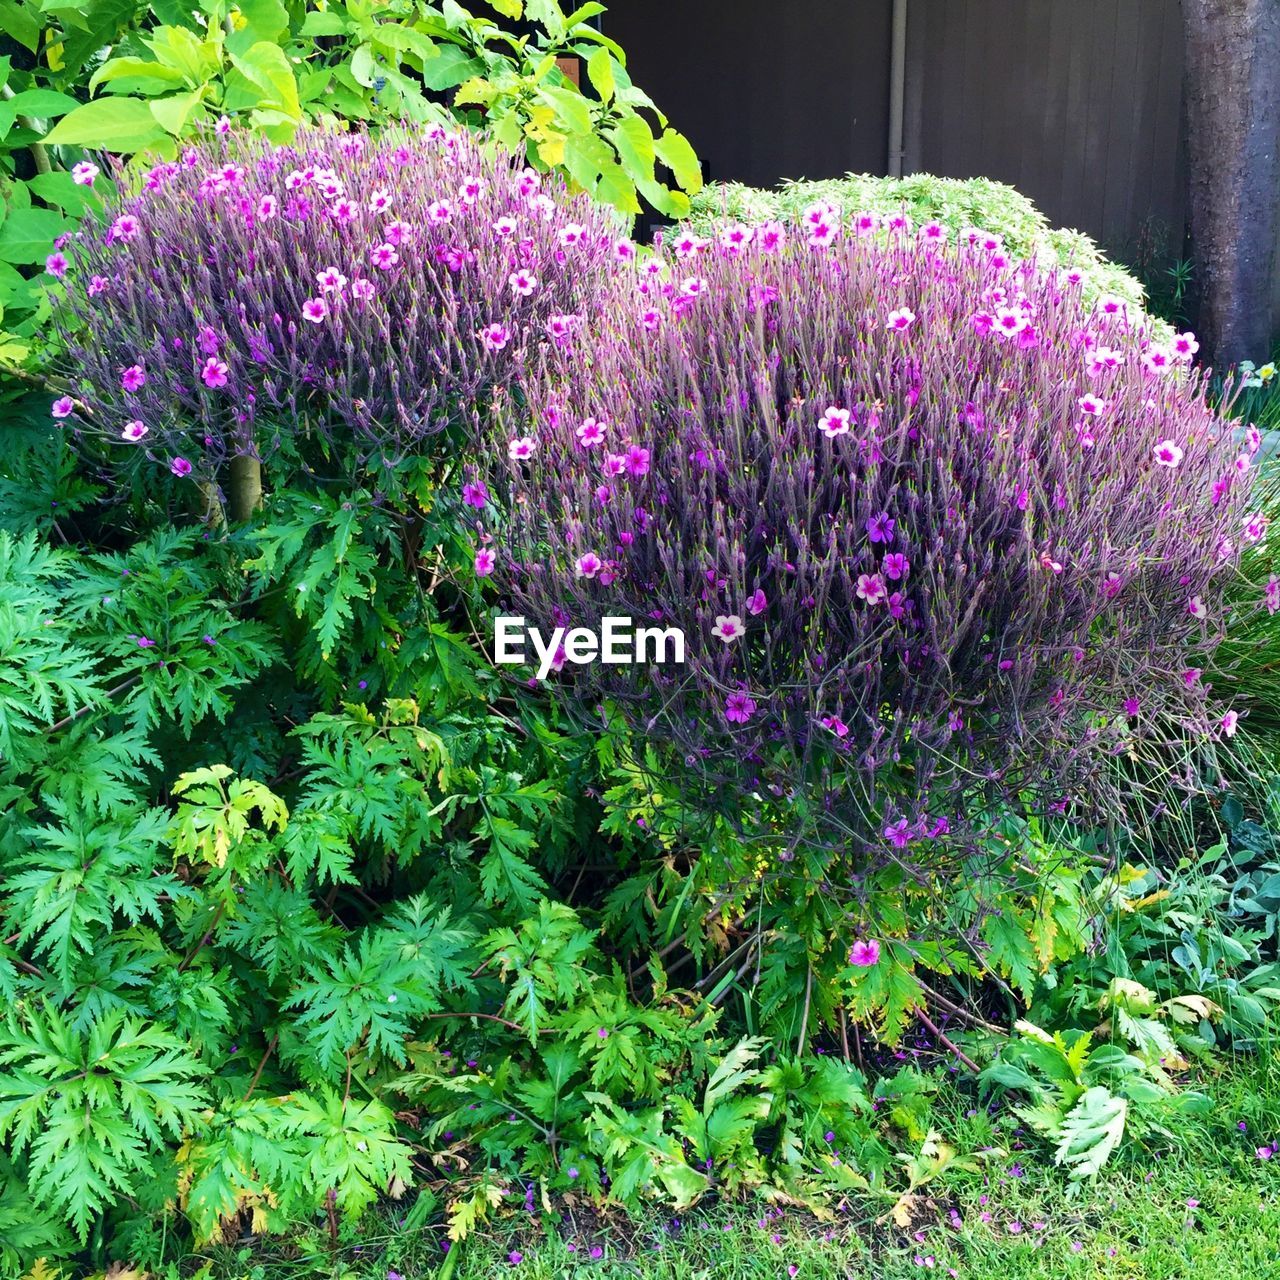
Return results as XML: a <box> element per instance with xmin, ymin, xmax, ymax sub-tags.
<box><xmin>227</xmin><ymin>41</ymin><xmax>301</xmax><ymax>119</ymax></box>
<box><xmin>536</xmin><ymin>82</ymin><xmax>593</xmax><ymax>136</ymax></box>
<box><xmin>150</xmin><ymin>88</ymin><xmax>207</xmax><ymax>135</ymax></box>
<box><xmin>584</xmin><ymin>47</ymin><xmax>615</xmax><ymax>102</ymax></box>
<box><xmin>4</xmin><ymin>89</ymin><xmax>80</xmax><ymax>120</ymax></box>
<box><xmin>654</xmin><ymin>127</ymin><xmax>702</xmax><ymax>194</ymax></box>
<box><xmin>89</xmin><ymin>56</ymin><xmax>188</xmax><ymax>94</ymax></box>
<box><xmin>42</xmin><ymin>98</ymin><xmax>168</xmax><ymax>152</ymax></box>
<box><xmin>1054</xmin><ymin>1086</ymin><xmax>1128</xmax><ymax>1179</ymax></box>
<box><xmin>0</xmin><ymin>208</ymin><xmax>67</xmax><ymax>265</ymax></box>
<box><xmin>609</xmin><ymin>113</ymin><xmax>655</xmax><ymax>181</ymax></box>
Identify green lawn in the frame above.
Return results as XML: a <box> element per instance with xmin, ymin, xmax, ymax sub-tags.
<box><xmin>175</xmin><ymin>1063</ymin><xmax>1280</xmax><ymax>1280</ymax></box>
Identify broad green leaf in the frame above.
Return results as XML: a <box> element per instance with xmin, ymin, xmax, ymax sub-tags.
<box><xmin>42</xmin><ymin>98</ymin><xmax>168</xmax><ymax>152</ymax></box>
<box><xmin>609</xmin><ymin>114</ymin><xmax>654</xmax><ymax>180</ymax></box>
<box><xmin>4</xmin><ymin>89</ymin><xmax>80</xmax><ymax>120</ymax></box>
<box><xmin>536</xmin><ymin>82</ymin><xmax>593</xmax><ymax>136</ymax></box>
<box><xmin>150</xmin><ymin>88</ymin><xmax>207</xmax><ymax>135</ymax></box>
<box><xmin>654</xmin><ymin>126</ymin><xmax>702</xmax><ymax>193</ymax></box>
<box><xmin>0</xmin><ymin>208</ymin><xmax>68</xmax><ymax>265</ymax></box>
<box><xmin>585</xmin><ymin>46</ymin><xmax>614</xmax><ymax>102</ymax></box>
<box><xmin>90</xmin><ymin>56</ymin><xmax>188</xmax><ymax>93</ymax></box>
<box><xmin>227</xmin><ymin>41</ymin><xmax>301</xmax><ymax>119</ymax></box>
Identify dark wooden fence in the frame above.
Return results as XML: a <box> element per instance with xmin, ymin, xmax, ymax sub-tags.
<box><xmin>606</xmin><ymin>0</ymin><xmax>1279</xmax><ymax>347</ymax></box>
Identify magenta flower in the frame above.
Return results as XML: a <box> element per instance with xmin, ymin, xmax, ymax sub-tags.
<box><xmin>170</xmin><ymin>456</ymin><xmax>192</xmax><ymax>477</ymax></box>
<box><xmin>1153</xmin><ymin>439</ymin><xmax>1184</xmax><ymax>468</ymax></box>
<box><xmin>1221</xmin><ymin>709</ymin><xmax>1240</xmax><ymax>738</ymax></box>
<box><xmin>51</xmin><ymin>395</ymin><xmax>74</xmax><ymax>419</ymax></box>
<box><xmin>849</xmin><ymin>939</ymin><xmax>881</xmax><ymax>967</ymax></box>
<box><xmin>474</xmin><ymin>548</ymin><xmax>496</xmax><ymax>577</ymax></box>
<box><xmin>623</xmin><ymin>444</ymin><xmax>650</xmax><ymax>477</ymax></box>
<box><xmin>508</xmin><ymin>436</ymin><xmax>537</xmax><ymax>461</ymax></box>
<box><xmin>1266</xmin><ymin>576</ymin><xmax>1280</xmax><ymax>615</ymax></box>
<box><xmin>45</xmin><ymin>251</ymin><xmax>68</xmax><ymax>279</ymax></box>
<box><xmin>121</xmin><ymin>365</ymin><xmax>146</xmax><ymax>392</ymax></box>
<box><xmin>866</xmin><ymin>511</ymin><xmax>896</xmax><ymax>543</ymax></box>
<box><xmin>886</xmin><ymin>306</ymin><xmax>916</xmax><ymax>331</ymax></box>
<box><xmin>121</xmin><ymin>420</ymin><xmax>148</xmax><ymax>442</ymax></box>
<box><xmin>480</xmin><ymin>323</ymin><xmax>511</xmax><ymax>352</ymax></box>
<box><xmin>576</xmin><ymin>417</ymin><xmax>607</xmax><ymax>447</ymax></box>
<box><xmin>462</xmin><ymin>480</ymin><xmax>489</xmax><ymax>509</ymax></box>
<box><xmin>575</xmin><ymin>552</ymin><xmax>603</xmax><ymax>578</ymax></box>
<box><xmin>884</xmin><ymin>818</ymin><xmax>913</xmax><ymax>848</ymax></box>
<box><xmin>201</xmin><ymin>357</ymin><xmax>229</xmax><ymax>388</ymax></box>
<box><xmin>724</xmin><ymin>691</ymin><xmax>757</xmax><ymax>724</ymax></box>
<box><xmin>301</xmin><ymin>297</ymin><xmax>328</xmax><ymax>324</ymax></box>
<box><xmin>882</xmin><ymin>552</ymin><xmax>909</xmax><ymax>580</ymax></box>
<box><xmin>745</xmin><ymin>588</ymin><xmax>767</xmax><ymax>615</ymax></box>
<box><xmin>72</xmin><ymin>161</ymin><xmax>99</xmax><ymax>186</ymax></box>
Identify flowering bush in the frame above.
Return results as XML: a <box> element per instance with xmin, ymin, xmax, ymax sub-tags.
<box><xmin>483</xmin><ymin>211</ymin><xmax>1257</xmax><ymax>876</ymax></box>
<box><xmin>53</xmin><ymin>124</ymin><xmax>622</xmax><ymax>511</ymax></box>
<box><xmin>688</xmin><ymin>172</ymin><xmax>1155</xmax><ymax>319</ymax></box>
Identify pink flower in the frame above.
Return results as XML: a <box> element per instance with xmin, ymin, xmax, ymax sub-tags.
<box><xmin>866</xmin><ymin>511</ymin><xmax>896</xmax><ymax>543</ymax></box>
<box><xmin>886</xmin><ymin>307</ymin><xmax>916</xmax><ymax>332</ymax></box>
<box><xmin>882</xmin><ymin>552</ymin><xmax>909</xmax><ymax>581</ymax></box>
<box><xmin>1077</xmin><ymin>394</ymin><xmax>1107</xmax><ymax>416</ymax></box>
<box><xmin>577</xmin><ymin>417</ymin><xmax>606</xmax><ymax>447</ymax></box>
<box><xmin>45</xmin><ymin>251</ymin><xmax>68</xmax><ymax>279</ymax></box>
<box><xmin>821</xmin><ymin>714</ymin><xmax>849</xmax><ymax>737</ymax></box>
<box><xmin>745</xmin><ymin>588</ymin><xmax>767</xmax><ymax>615</ymax></box>
<box><xmin>724</xmin><ymin>691</ymin><xmax>757</xmax><ymax>724</ymax></box>
<box><xmin>351</xmin><ymin>278</ymin><xmax>375</xmax><ymax>303</ymax></box>
<box><xmin>575</xmin><ymin>552</ymin><xmax>603</xmax><ymax>578</ymax></box>
<box><xmin>51</xmin><ymin>395</ymin><xmax>74</xmax><ymax>419</ymax></box>
<box><xmin>711</xmin><ymin>614</ymin><xmax>744</xmax><ymax>643</ymax></box>
<box><xmin>623</xmin><ymin>445</ymin><xmax>650</xmax><ymax>478</ymax></box>
<box><xmin>121</xmin><ymin>420</ymin><xmax>148</xmax><ymax>442</ymax></box>
<box><xmin>1266</xmin><ymin>575</ymin><xmax>1280</xmax><ymax>615</ymax></box>
<box><xmin>474</xmin><ymin>548</ymin><xmax>496</xmax><ymax>577</ymax></box>
<box><xmin>1188</xmin><ymin>595</ymin><xmax>1207</xmax><ymax>620</ymax></box>
<box><xmin>1221</xmin><ymin>710</ymin><xmax>1240</xmax><ymax>738</ymax></box>
<box><xmin>856</xmin><ymin>573</ymin><xmax>887</xmax><ymax>605</ymax></box>
<box><xmin>170</xmin><ymin>456</ymin><xmax>192</xmax><ymax>478</ymax></box>
<box><xmin>560</xmin><ymin>222</ymin><xmax>585</xmax><ymax>247</ymax></box>
<box><xmin>849</xmin><ymin>939</ymin><xmax>881</xmax><ymax>967</ymax></box>
<box><xmin>316</xmin><ymin>266</ymin><xmax>347</xmax><ymax>293</ymax></box>
<box><xmin>819</xmin><ymin>406</ymin><xmax>852</xmax><ymax>437</ymax></box>
<box><xmin>301</xmin><ymin>297</ymin><xmax>328</xmax><ymax>324</ymax></box>
<box><xmin>546</xmin><ymin>313</ymin><xmax>577</xmax><ymax>343</ymax></box>
<box><xmin>462</xmin><ymin>481</ymin><xmax>488</xmax><ymax>509</ymax></box>
<box><xmin>1173</xmin><ymin>331</ymin><xmax>1200</xmax><ymax>361</ymax></box>
<box><xmin>480</xmin><ymin>323</ymin><xmax>511</xmax><ymax>352</ymax></box>
<box><xmin>370</xmin><ymin>242</ymin><xmax>399</xmax><ymax>271</ymax></box>
<box><xmin>884</xmin><ymin>818</ymin><xmax>913</xmax><ymax>848</ymax></box>
<box><xmin>111</xmin><ymin>214</ymin><xmax>141</xmax><ymax>242</ymax></box>
<box><xmin>509</xmin><ymin>269</ymin><xmax>538</xmax><ymax>297</ymax></box>
<box><xmin>258</xmin><ymin>194</ymin><xmax>278</xmax><ymax>219</ymax></box>
<box><xmin>428</xmin><ymin>199</ymin><xmax>453</xmax><ymax>224</ymax></box>
<box><xmin>508</xmin><ymin>436</ymin><xmax>537</xmax><ymax>461</ymax></box>
<box><xmin>72</xmin><ymin>161</ymin><xmax>99</xmax><ymax>186</ymax></box>
<box><xmin>1182</xmin><ymin>668</ymin><xmax>1201</xmax><ymax>686</ymax></box>
<box><xmin>201</xmin><ymin>357</ymin><xmax>229</xmax><ymax>388</ymax></box>
<box><xmin>1153</xmin><ymin>439</ymin><xmax>1183</xmax><ymax>468</ymax></box>
<box><xmin>1142</xmin><ymin>346</ymin><xmax>1173</xmax><ymax>374</ymax></box>
<box><xmin>121</xmin><ymin>365</ymin><xmax>146</xmax><ymax>392</ymax></box>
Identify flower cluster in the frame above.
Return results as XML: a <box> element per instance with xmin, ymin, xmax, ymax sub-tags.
<box><xmin>54</xmin><ymin>124</ymin><xmax>623</xmax><ymax>482</ymax></box>
<box><xmin>481</xmin><ymin>209</ymin><xmax>1255</xmax><ymax>864</ymax></box>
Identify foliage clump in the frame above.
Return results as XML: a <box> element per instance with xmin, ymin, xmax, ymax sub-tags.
<box><xmin>486</xmin><ymin>208</ymin><xmax>1255</xmax><ymax>869</ymax></box>
<box><xmin>53</xmin><ymin>124</ymin><xmax>622</xmax><ymax>497</ymax></box>
<box><xmin>688</xmin><ymin>172</ymin><xmax>1156</xmax><ymax>319</ymax></box>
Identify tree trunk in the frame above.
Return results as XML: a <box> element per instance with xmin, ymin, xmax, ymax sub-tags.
<box><xmin>1181</xmin><ymin>0</ymin><xmax>1280</xmax><ymax>368</ymax></box>
<box><xmin>227</xmin><ymin>453</ymin><xmax>263</xmax><ymax>523</ymax></box>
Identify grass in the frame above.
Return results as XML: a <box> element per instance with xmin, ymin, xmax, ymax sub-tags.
<box><xmin>163</xmin><ymin>1060</ymin><xmax>1280</xmax><ymax>1280</ymax></box>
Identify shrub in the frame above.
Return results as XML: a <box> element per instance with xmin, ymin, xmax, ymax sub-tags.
<box><xmin>483</xmin><ymin>211</ymin><xmax>1256</xmax><ymax>887</ymax></box>
<box><xmin>687</xmin><ymin>172</ymin><xmax>1155</xmax><ymax>319</ymax></box>
<box><xmin>52</xmin><ymin>124</ymin><xmax>623</xmax><ymax>514</ymax></box>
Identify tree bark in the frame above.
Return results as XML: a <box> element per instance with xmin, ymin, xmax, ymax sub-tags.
<box><xmin>1181</xmin><ymin>0</ymin><xmax>1280</xmax><ymax>368</ymax></box>
<box><xmin>227</xmin><ymin>453</ymin><xmax>263</xmax><ymax>523</ymax></box>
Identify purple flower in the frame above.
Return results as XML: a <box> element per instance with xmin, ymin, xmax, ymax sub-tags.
<box><xmin>849</xmin><ymin>939</ymin><xmax>881</xmax><ymax>967</ymax></box>
<box><xmin>866</xmin><ymin>511</ymin><xmax>896</xmax><ymax>543</ymax></box>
